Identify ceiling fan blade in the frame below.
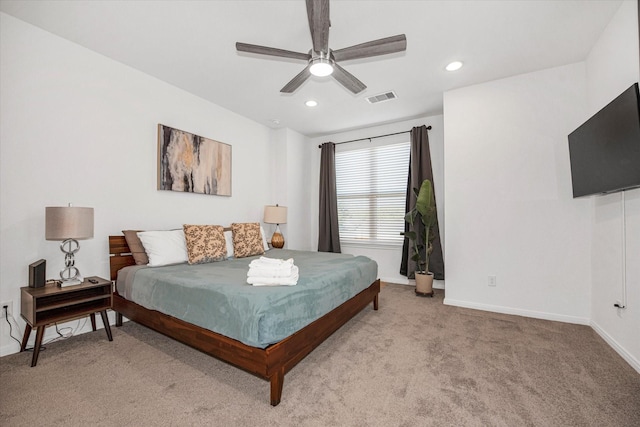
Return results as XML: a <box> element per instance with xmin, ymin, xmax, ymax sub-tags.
<box><xmin>236</xmin><ymin>42</ymin><xmax>311</xmax><ymax>61</ymax></box>
<box><xmin>306</xmin><ymin>0</ymin><xmax>330</xmax><ymax>53</ymax></box>
<box><xmin>332</xmin><ymin>63</ymin><xmax>366</xmax><ymax>94</ymax></box>
<box><xmin>332</xmin><ymin>34</ymin><xmax>407</xmax><ymax>62</ymax></box>
<box><xmin>281</xmin><ymin>65</ymin><xmax>312</xmax><ymax>93</ymax></box>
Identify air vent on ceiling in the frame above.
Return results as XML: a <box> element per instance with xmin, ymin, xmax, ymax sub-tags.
<box><xmin>366</xmin><ymin>91</ymin><xmax>398</xmax><ymax>104</ymax></box>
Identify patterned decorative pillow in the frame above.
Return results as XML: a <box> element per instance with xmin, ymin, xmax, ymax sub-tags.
<box><xmin>183</xmin><ymin>224</ymin><xmax>227</xmax><ymax>264</ymax></box>
<box><xmin>225</xmin><ymin>227</ymin><xmax>270</xmax><ymax>258</ymax></box>
<box><xmin>231</xmin><ymin>222</ymin><xmax>265</xmax><ymax>258</ymax></box>
<box><xmin>122</xmin><ymin>230</ymin><xmax>149</xmax><ymax>265</ymax></box>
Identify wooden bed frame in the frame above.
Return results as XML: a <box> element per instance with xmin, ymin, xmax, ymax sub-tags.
<box><xmin>109</xmin><ymin>235</ymin><xmax>379</xmax><ymax>406</ymax></box>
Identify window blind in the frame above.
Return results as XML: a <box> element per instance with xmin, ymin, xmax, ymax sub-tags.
<box><xmin>335</xmin><ymin>141</ymin><xmax>410</xmax><ymax>246</ymax></box>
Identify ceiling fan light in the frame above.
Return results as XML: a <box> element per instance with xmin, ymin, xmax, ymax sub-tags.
<box><xmin>310</xmin><ymin>58</ymin><xmax>334</xmax><ymax>77</ymax></box>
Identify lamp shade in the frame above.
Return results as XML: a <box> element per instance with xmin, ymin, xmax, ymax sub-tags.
<box><xmin>263</xmin><ymin>205</ymin><xmax>287</xmax><ymax>224</ymax></box>
<box><xmin>45</xmin><ymin>206</ymin><xmax>94</xmax><ymax>240</ymax></box>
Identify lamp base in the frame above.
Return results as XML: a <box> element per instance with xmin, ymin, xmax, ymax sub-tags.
<box><xmin>59</xmin><ymin>278</ymin><xmax>82</xmax><ymax>287</ymax></box>
<box><xmin>271</xmin><ymin>226</ymin><xmax>285</xmax><ymax>249</ymax></box>
<box><xmin>59</xmin><ymin>238</ymin><xmax>82</xmax><ymax>285</ymax></box>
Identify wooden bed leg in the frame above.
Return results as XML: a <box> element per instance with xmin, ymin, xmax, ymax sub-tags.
<box><xmin>373</xmin><ymin>294</ymin><xmax>379</xmax><ymax>311</ymax></box>
<box><xmin>270</xmin><ymin>368</ymin><xmax>284</xmax><ymax>406</ymax></box>
<box><xmin>115</xmin><ymin>312</ymin><xmax>123</xmax><ymax>327</ymax></box>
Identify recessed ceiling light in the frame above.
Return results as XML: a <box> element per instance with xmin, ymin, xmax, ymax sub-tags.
<box><xmin>305</xmin><ymin>100</ymin><xmax>318</xmax><ymax>107</ymax></box>
<box><xmin>445</xmin><ymin>61</ymin><xmax>463</xmax><ymax>71</ymax></box>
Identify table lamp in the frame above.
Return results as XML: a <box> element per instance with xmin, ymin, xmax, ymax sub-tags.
<box><xmin>46</xmin><ymin>204</ymin><xmax>94</xmax><ymax>286</ymax></box>
<box><xmin>263</xmin><ymin>205</ymin><xmax>287</xmax><ymax>249</ymax></box>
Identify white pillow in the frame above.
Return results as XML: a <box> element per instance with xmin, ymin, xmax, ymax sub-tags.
<box><xmin>137</xmin><ymin>229</ymin><xmax>188</xmax><ymax>267</ymax></box>
<box><xmin>224</xmin><ymin>230</ymin><xmax>234</xmax><ymax>258</ymax></box>
<box><xmin>225</xmin><ymin>226</ymin><xmax>269</xmax><ymax>258</ymax></box>
<box><xmin>260</xmin><ymin>225</ymin><xmax>270</xmax><ymax>251</ymax></box>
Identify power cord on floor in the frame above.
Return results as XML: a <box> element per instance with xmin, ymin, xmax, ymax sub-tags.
<box><xmin>3</xmin><ymin>306</ymin><xmax>22</xmax><ymax>347</ymax></box>
<box><xmin>3</xmin><ymin>305</ymin><xmax>46</xmax><ymax>352</ymax></box>
<box><xmin>42</xmin><ymin>320</ymin><xmax>80</xmax><ymax>346</ymax></box>
<box><xmin>3</xmin><ymin>305</ymin><xmax>84</xmax><ymax>350</ymax></box>
<box><xmin>72</xmin><ymin>317</ymin><xmax>87</xmax><ymax>336</ymax></box>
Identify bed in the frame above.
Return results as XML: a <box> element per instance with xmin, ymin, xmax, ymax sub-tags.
<box><xmin>109</xmin><ymin>235</ymin><xmax>380</xmax><ymax>406</ymax></box>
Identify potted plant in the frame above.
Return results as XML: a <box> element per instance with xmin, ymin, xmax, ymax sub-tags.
<box><xmin>402</xmin><ymin>179</ymin><xmax>437</xmax><ymax>296</ymax></box>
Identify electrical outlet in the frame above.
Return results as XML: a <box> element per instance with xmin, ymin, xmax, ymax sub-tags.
<box><xmin>1</xmin><ymin>300</ymin><xmax>13</xmax><ymax>317</ymax></box>
<box><xmin>488</xmin><ymin>275</ymin><xmax>497</xmax><ymax>287</ymax></box>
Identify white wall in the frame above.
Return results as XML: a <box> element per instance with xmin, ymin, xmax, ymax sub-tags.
<box><xmin>443</xmin><ymin>62</ymin><xmax>593</xmax><ymax>324</ymax></box>
<box><xmin>268</xmin><ymin>128</ymin><xmax>313</xmax><ymax>251</ymax></box>
<box><xmin>308</xmin><ymin>115</ymin><xmax>444</xmax><ymax>285</ymax></box>
<box><xmin>585</xmin><ymin>0</ymin><xmax>640</xmax><ymax>372</ymax></box>
<box><xmin>284</xmin><ymin>129</ymin><xmax>313</xmax><ymax>250</ymax></box>
<box><xmin>0</xmin><ymin>14</ymin><xmax>277</xmax><ymax>355</ymax></box>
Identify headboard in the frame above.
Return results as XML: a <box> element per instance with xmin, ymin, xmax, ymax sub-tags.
<box><xmin>109</xmin><ymin>236</ymin><xmax>134</xmax><ymax>281</ymax></box>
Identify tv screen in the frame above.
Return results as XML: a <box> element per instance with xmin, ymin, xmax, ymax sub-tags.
<box><xmin>568</xmin><ymin>83</ymin><xmax>640</xmax><ymax>198</ymax></box>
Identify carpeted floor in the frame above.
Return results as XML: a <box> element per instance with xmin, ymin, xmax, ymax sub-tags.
<box><xmin>1</xmin><ymin>284</ymin><xmax>639</xmax><ymax>426</ymax></box>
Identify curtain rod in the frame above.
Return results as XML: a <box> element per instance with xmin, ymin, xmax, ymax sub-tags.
<box><xmin>317</xmin><ymin>126</ymin><xmax>432</xmax><ymax>148</ymax></box>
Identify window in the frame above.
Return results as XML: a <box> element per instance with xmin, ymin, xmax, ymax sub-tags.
<box><xmin>335</xmin><ymin>141</ymin><xmax>410</xmax><ymax>246</ymax></box>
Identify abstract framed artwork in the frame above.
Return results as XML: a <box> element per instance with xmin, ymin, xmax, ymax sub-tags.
<box><xmin>158</xmin><ymin>124</ymin><xmax>232</xmax><ymax>196</ymax></box>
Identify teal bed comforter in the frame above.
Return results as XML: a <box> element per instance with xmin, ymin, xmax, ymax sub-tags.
<box><xmin>117</xmin><ymin>250</ymin><xmax>378</xmax><ymax>348</ymax></box>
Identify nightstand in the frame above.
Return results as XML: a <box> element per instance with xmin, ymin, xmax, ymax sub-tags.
<box><xmin>20</xmin><ymin>276</ymin><xmax>113</xmax><ymax>367</ymax></box>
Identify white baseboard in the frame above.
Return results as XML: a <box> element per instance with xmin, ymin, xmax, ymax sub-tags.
<box><xmin>380</xmin><ymin>277</ymin><xmax>445</xmax><ymax>290</ymax></box>
<box><xmin>443</xmin><ymin>297</ymin><xmax>591</xmax><ymax>325</ymax></box>
<box><xmin>0</xmin><ymin>341</ymin><xmax>21</xmax><ymax>357</ymax></box>
<box><xmin>590</xmin><ymin>321</ymin><xmax>640</xmax><ymax>374</ymax></box>
<box><xmin>379</xmin><ymin>276</ymin><xmax>409</xmax><ymax>285</ymax></box>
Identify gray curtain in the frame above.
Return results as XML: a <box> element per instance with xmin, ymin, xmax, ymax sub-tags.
<box><xmin>400</xmin><ymin>125</ymin><xmax>444</xmax><ymax>279</ymax></box>
<box><xmin>318</xmin><ymin>142</ymin><xmax>341</xmax><ymax>253</ymax></box>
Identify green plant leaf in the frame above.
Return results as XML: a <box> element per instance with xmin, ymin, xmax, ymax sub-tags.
<box><xmin>403</xmin><ymin>231</ymin><xmax>417</xmax><ymax>240</ymax></box>
<box><xmin>404</xmin><ymin>211</ymin><xmax>416</xmax><ymax>224</ymax></box>
<box><xmin>415</xmin><ymin>180</ymin><xmax>433</xmax><ymax>217</ymax></box>
<box><xmin>404</xmin><ymin>179</ymin><xmax>438</xmax><ymax>273</ymax></box>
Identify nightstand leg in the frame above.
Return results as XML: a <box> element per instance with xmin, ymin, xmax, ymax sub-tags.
<box><xmin>20</xmin><ymin>324</ymin><xmax>32</xmax><ymax>352</ymax></box>
<box><xmin>31</xmin><ymin>326</ymin><xmax>46</xmax><ymax>367</ymax></box>
<box><xmin>90</xmin><ymin>313</ymin><xmax>97</xmax><ymax>331</ymax></box>
<box><xmin>100</xmin><ymin>310</ymin><xmax>113</xmax><ymax>341</ymax></box>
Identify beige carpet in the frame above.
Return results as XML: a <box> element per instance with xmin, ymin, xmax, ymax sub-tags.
<box><xmin>1</xmin><ymin>284</ymin><xmax>639</xmax><ymax>426</ymax></box>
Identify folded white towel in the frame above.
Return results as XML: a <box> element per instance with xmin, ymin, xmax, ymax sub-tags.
<box><xmin>247</xmin><ymin>265</ymin><xmax>293</xmax><ymax>278</ymax></box>
<box><xmin>248</xmin><ymin>276</ymin><xmax>299</xmax><ymax>286</ymax></box>
<box><xmin>249</xmin><ymin>257</ymin><xmax>294</xmax><ymax>267</ymax></box>
<box><xmin>247</xmin><ymin>266</ymin><xmax>299</xmax><ymax>286</ymax></box>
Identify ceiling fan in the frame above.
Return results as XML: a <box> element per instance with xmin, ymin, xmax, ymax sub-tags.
<box><xmin>236</xmin><ymin>0</ymin><xmax>407</xmax><ymax>94</ymax></box>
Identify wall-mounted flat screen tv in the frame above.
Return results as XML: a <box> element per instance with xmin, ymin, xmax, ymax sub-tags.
<box><xmin>568</xmin><ymin>83</ymin><xmax>640</xmax><ymax>198</ymax></box>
